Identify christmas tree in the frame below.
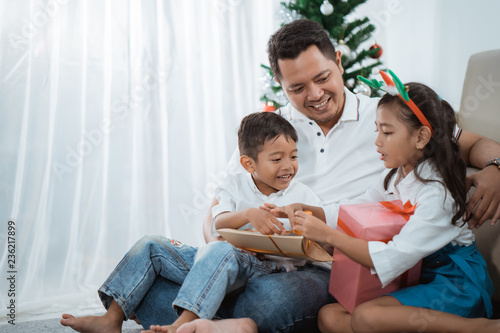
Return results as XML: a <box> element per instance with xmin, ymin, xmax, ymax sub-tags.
<box><xmin>261</xmin><ymin>0</ymin><xmax>383</xmax><ymax>111</ymax></box>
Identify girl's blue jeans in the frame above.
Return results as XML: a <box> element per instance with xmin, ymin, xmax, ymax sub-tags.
<box><xmin>98</xmin><ymin>235</ymin><xmax>332</xmax><ymax>332</ymax></box>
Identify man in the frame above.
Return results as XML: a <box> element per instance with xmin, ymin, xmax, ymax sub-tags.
<box><xmin>63</xmin><ymin>19</ymin><xmax>500</xmax><ymax>333</ymax></box>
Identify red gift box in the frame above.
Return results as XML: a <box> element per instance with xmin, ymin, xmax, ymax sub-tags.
<box><xmin>329</xmin><ymin>200</ymin><xmax>422</xmax><ymax>313</ymax></box>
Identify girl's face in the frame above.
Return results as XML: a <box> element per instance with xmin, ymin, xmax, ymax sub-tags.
<box><xmin>375</xmin><ymin>104</ymin><xmax>423</xmax><ymax>177</ymax></box>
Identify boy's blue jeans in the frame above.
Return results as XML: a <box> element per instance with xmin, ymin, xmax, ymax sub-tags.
<box><xmin>98</xmin><ymin>235</ymin><xmax>332</xmax><ymax>332</ymax></box>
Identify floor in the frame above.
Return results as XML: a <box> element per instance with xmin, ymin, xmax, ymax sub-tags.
<box><xmin>0</xmin><ymin>316</ymin><xmax>144</xmax><ymax>333</ymax></box>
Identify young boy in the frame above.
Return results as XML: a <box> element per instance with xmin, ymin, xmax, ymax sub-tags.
<box><xmin>144</xmin><ymin>112</ymin><xmax>320</xmax><ymax>332</ymax></box>
<box><xmin>61</xmin><ymin>112</ymin><xmax>322</xmax><ymax>333</ymax></box>
<box><xmin>147</xmin><ymin>111</ymin><xmax>323</xmax><ymax>333</ymax></box>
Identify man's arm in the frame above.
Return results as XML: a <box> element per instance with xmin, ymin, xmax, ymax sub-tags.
<box><xmin>203</xmin><ymin>198</ymin><xmax>223</xmax><ymax>243</ymax></box>
<box><xmin>458</xmin><ymin>129</ymin><xmax>500</xmax><ymax>228</ymax></box>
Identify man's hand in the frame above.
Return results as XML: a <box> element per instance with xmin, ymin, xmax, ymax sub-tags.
<box><xmin>466</xmin><ymin>166</ymin><xmax>500</xmax><ymax>228</ymax></box>
<box><xmin>246</xmin><ymin>208</ymin><xmax>286</xmax><ymax>235</ymax></box>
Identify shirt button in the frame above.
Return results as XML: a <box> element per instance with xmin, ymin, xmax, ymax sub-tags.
<box><xmin>309</xmin><ymin>122</ymin><xmax>313</xmax><ymax>125</ymax></box>
<box><xmin>320</xmin><ymin>148</ymin><xmax>325</xmax><ymax>153</ymax></box>
<box><xmin>317</xmin><ymin>132</ymin><xmax>321</xmax><ymax>136</ymax></box>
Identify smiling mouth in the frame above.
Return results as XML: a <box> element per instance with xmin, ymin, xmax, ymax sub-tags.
<box><xmin>277</xmin><ymin>174</ymin><xmax>293</xmax><ymax>180</ymax></box>
<box><xmin>310</xmin><ymin>96</ymin><xmax>331</xmax><ymax>109</ymax></box>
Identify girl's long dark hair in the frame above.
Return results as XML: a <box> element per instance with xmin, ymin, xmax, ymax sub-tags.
<box><xmin>380</xmin><ymin>83</ymin><xmax>467</xmax><ymax>225</ymax></box>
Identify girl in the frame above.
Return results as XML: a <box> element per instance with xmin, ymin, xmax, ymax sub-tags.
<box><xmin>267</xmin><ymin>75</ymin><xmax>499</xmax><ymax>333</ymax></box>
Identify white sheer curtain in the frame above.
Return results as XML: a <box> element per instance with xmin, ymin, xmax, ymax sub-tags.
<box><xmin>0</xmin><ymin>0</ymin><xmax>278</xmax><ymax>321</ymax></box>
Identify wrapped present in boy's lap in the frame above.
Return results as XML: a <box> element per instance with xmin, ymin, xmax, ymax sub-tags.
<box><xmin>329</xmin><ymin>200</ymin><xmax>422</xmax><ymax>313</ymax></box>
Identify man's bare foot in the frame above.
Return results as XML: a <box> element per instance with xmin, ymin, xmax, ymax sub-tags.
<box><xmin>176</xmin><ymin>318</ymin><xmax>257</xmax><ymax>333</ymax></box>
<box><xmin>60</xmin><ymin>313</ymin><xmax>122</xmax><ymax>333</ymax></box>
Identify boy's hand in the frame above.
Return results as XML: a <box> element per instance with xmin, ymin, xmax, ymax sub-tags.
<box><xmin>246</xmin><ymin>208</ymin><xmax>286</xmax><ymax>235</ymax></box>
<box><xmin>261</xmin><ymin>203</ymin><xmax>304</xmax><ymax>229</ymax></box>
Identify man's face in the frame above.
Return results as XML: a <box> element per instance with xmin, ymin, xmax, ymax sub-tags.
<box><xmin>277</xmin><ymin>45</ymin><xmax>346</xmax><ymax>131</ymax></box>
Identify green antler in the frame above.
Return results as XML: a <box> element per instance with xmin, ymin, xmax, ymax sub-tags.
<box><xmin>388</xmin><ymin>70</ymin><xmax>409</xmax><ymax>101</ymax></box>
<box><xmin>357</xmin><ymin>75</ymin><xmax>385</xmax><ymax>91</ymax></box>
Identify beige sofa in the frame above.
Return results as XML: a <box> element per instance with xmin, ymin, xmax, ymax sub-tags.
<box><xmin>457</xmin><ymin>49</ymin><xmax>500</xmax><ymax>318</ymax></box>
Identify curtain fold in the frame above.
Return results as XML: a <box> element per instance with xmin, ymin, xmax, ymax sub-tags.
<box><xmin>0</xmin><ymin>0</ymin><xmax>276</xmax><ymax>321</ymax></box>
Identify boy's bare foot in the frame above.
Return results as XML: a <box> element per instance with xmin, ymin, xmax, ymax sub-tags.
<box><xmin>176</xmin><ymin>318</ymin><xmax>257</xmax><ymax>333</ymax></box>
<box><xmin>60</xmin><ymin>313</ymin><xmax>122</xmax><ymax>333</ymax></box>
<box><xmin>142</xmin><ymin>323</ymin><xmax>182</xmax><ymax>333</ymax></box>
<box><xmin>478</xmin><ymin>318</ymin><xmax>500</xmax><ymax>333</ymax></box>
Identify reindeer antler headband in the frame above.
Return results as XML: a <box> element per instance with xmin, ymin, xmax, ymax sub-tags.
<box><xmin>357</xmin><ymin>70</ymin><xmax>434</xmax><ymax>135</ymax></box>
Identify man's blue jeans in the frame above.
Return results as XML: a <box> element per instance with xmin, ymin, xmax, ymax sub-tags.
<box><xmin>98</xmin><ymin>235</ymin><xmax>333</xmax><ymax>332</ymax></box>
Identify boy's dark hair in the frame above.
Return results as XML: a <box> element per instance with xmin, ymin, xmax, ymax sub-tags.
<box><xmin>238</xmin><ymin>112</ymin><xmax>298</xmax><ymax>161</ymax></box>
<box><xmin>379</xmin><ymin>82</ymin><xmax>467</xmax><ymax>225</ymax></box>
<box><xmin>267</xmin><ymin>19</ymin><xmax>337</xmax><ymax>83</ymax></box>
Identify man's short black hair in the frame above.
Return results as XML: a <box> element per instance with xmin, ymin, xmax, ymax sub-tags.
<box><xmin>267</xmin><ymin>19</ymin><xmax>337</xmax><ymax>82</ymax></box>
<box><xmin>238</xmin><ymin>112</ymin><xmax>298</xmax><ymax>161</ymax></box>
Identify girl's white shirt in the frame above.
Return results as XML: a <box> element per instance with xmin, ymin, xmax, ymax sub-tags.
<box><xmin>331</xmin><ymin>160</ymin><xmax>475</xmax><ymax>287</ymax></box>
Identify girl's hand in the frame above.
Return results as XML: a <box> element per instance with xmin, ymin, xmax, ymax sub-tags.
<box><xmin>246</xmin><ymin>208</ymin><xmax>286</xmax><ymax>235</ymax></box>
<box><xmin>293</xmin><ymin>210</ymin><xmax>332</xmax><ymax>243</ymax></box>
<box><xmin>260</xmin><ymin>203</ymin><xmax>304</xmax><ymax>228</ymax></box>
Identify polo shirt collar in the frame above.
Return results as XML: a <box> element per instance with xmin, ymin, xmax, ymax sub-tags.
<box><xmin>289</xmin><ymin>87</ymin><xmax>360</xmax><ymax>123</ymax></box>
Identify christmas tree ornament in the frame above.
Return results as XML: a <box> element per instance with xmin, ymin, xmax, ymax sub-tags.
<box><xmin>346</xmin><ymin>78</ymin><xmax>355</xmax><ymax>89</ymax></box>
<box><xmin>368</xmin><ymin>42</ymin><xmax>383</xmax><ymax>59</ymax></box>
<box><xmin>336</xmin><ymin>40</ymin><xmax>351</xmax><ymax>58</ymax></box>
<box><xmin>353</xmin><ymin>82</ymin><xmax>371</xmax><ymax>97</ymax></box>
<box><xmin>262</xmin><ymin>101</ymin><xmax>277</xmax><ymax>112</ymax></box>
<box><xmin>320</xmin><ymin>0</ymin><xmax>334</xmax><ymax>16</ymax></box>
<box><xmin>349</xmin><ymin>50</ymin><xmax>358</xmax><ymax>61</ymax></box>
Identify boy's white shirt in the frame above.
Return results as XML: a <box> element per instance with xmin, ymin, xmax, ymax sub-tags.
<box><xmin>212</xmin><ymin>172</ymin><xmax>323</xmax><ymax>271</ymax></box>
<box><xmin>329</xmin><ymin>160</ymin><xmax>475</xmax><ymax>287</ymax></box>
<box><xmin>212</xmin><ymin>172</ymin><xmax>322</xmax><ymax>230</ymax></box>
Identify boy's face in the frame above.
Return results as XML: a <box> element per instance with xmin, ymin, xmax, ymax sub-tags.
<box><xmin>247</xmin><ymin>135</ymin><xmax>298</xmax><ymax>196</ymax></box>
